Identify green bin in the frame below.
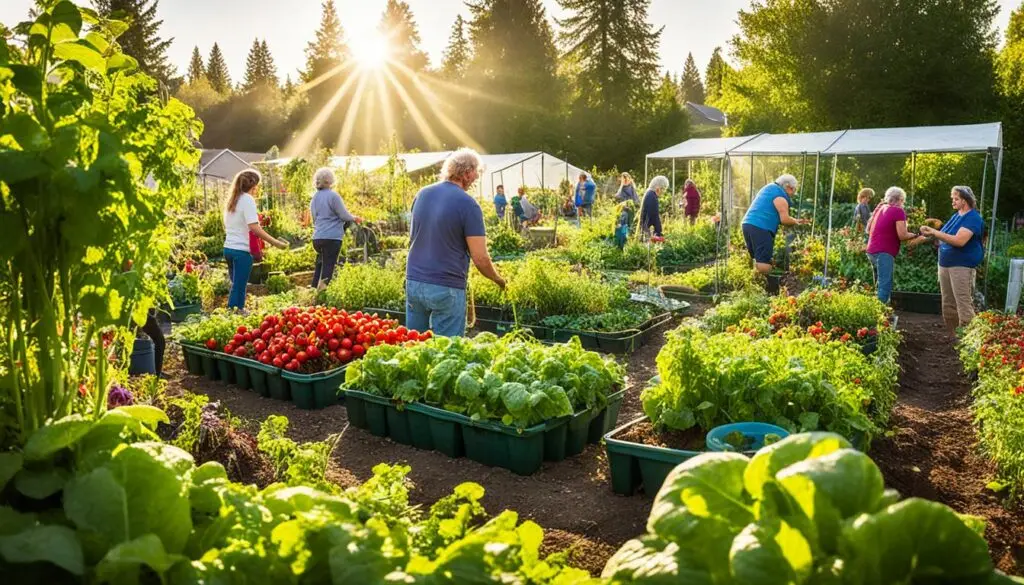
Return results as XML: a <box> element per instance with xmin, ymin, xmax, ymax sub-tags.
<box><xmin>222</xmin><ymin>354</ymin><xmax>253</xmax><ymax>390</ymax></box>
<box><xmin>215</xmin><ymin>358</ymin><xmax>235</xmax><ymax>385</ymax></box>
<box><xmin>461</xmin><ymin>418</ymin><xmax>567</xmax><ymax>476</ymax></box>
<box><xmin>342</xmin><ymin>389</ymin><xmax>389</xmax><ymax>436</ymax></box>
<box><xmin>406</xmin><ymin>403</ymin><xmax>464</xmax><ymax>458</ymax></box>
<box><xmin>283</xmin><ymin>366</ymin><xmax>348</xmax><ymax>410</ymax></box>
<box><xmin>587</xmin><ymin>389</ymin><xmax>627</xmax><ymax>443</ymax></box>
<box><xmin>180</xmin><ymin>344</ymin><xmax>204</xmax><ymax>375</ymax></box>
<box><xmin>268</xmin><ymin>371</ymin><xmax>290</xmax><ymax>401</ymax></box>
<box><xmin>202</xmin><ymin>352</ymin><xmax>220</xmax><ymax>381</ymax></box>
<box><xmin>246</xmin><ymin>360</ymin><xmax>279</xmax><ymax>397</ymax></box>
<box><xmin>604</xmin><ymin>415</ymin><xmax>702</xmax><ymax>496</ymax></box>
<box><xmin>385</xmin><ymin>406</ymin><xmax>413</xmax><ymax>445</ymax></box>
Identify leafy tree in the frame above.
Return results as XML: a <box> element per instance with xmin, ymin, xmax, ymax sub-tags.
<box><xmin>379</xmin><ymin>0</ymin><xmax>428</xmax><ymax>71</ymax></box>
<box><xmin>462</xmin><ymin>0</ymin><xmax>564</xmax><ymax>153</ymax></box>
<box><xmin>293</xmin><ymin>0</ymin><xmax>352</xmax><ymax>150</ymax></box>
<box><xmin>718</xmin><ymin>0</ymin><xmax>1000</xmax><ymax>135</ymax></box>
<box><xmin>205</xmin><ymin>42</ymin><xmax>232</xmax><ymax>94</ymax></box>
<box><xmin>704</xmin><ymin>46</ymin><xmax>728</xmax><ymax>104</ymax></box>
<box><xmin>678</xmin><ymin>52</ymin><xmax>704</xmax><ymax>104</ymax></box>
<box><xmin>175</xmin><ymin>76</ymin><xmax>226</xmax><ymax>117</ymax></box>
<box><xmin>440</xmin><ymin>14</ymin><xmax>472</xmax><ymax>80</ymax></box>
<box><xmin>187</xmin><ymin>46</ymin><xmax>205</xmax><ymax>83</ymax></box>
<box><xmin>995</xmin><ymin>1</ymin><xmax>1024</xmax><ymax>214</ymax></box>
<box><xmin>301</xmin><ymin>0</ymin><xmax>348</xmax><ymax>83</ymax></box>
<box><xmin>93</xmin><ymin>0</ymin><xmax>174</xmax><ymax>83</ymax></box>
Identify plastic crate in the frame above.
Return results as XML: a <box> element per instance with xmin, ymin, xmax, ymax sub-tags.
<box><xmin>168</xmin><ymin>303</ymin><xmax>202</xmax><ymax>323</ymax></box>
<box><xmin>180</xmin><ymin>344</ymin><xmax>205</xmax><ymax>375</ymax></box>
<box><xmin>201</xmin><ymin>352</ymin><xmax>220</xmax><ymax>382</ymax></box>
<box><xmin>461</xmin><ymin>417</ymin><xmax>569</xmax><ymax>476</ymax></box>
<box><xmin>283</xmin><ymin>366</ymin><xmax>348</xmax><ymax>410</ymax></box>
<box><xmin>604</xmin><ymin>415</ymin><xmax>703</xmax><ymax>496</ymax></box>
<box><xmin>245</xmin><ymin>359</ymin><xmax>280</xmax><ymax>398</ymax></box>
<box><xmin>221</xmin><ymin>354</ymin><xmax>253</xmax><ymax>391</ymax></box>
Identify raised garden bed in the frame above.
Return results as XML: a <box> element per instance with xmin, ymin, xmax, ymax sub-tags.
<box><xmin>344</xmin><ymin>388</ymin><xmax>626</xmax><ymax>475</ymax></box>
<box><xmin>475</xmin><ymin>312</ymin><xmax>673</xmax><ymax>354</ymax></box>
<box><xmin>891</xmin><ymin>290</ymin><xmax>942</xmax><ymax>314</ymax></box>
<box><xmin>658</xmin><ymin>285</ymin><xmax>717</xmax><ymax>304</ymax></box>
<box><xmin>166</xmin><ymin>302</ymin><xmax>202</xmax><ymax>323</ymax></box>
<box><xmin>604</xmin><ymin>415</ymin><xmax>704</xmax><ymax>496</ymax></box>
<box><xmin>283</xmin><ymin>367</ymin><xmax>348</xmax><ymax>410</ymax></box>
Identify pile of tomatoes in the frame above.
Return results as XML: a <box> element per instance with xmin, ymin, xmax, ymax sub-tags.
<box><xmin>205</xmin><ymin>307</ymin><xmax>431</xmax><ymax>373</ymax></box>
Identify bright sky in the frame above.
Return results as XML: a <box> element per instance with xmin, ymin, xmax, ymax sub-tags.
<box><xmin>0</xmin><ymin>0</ymin><xmax>1019</xmax><ymax>82</ymax></box>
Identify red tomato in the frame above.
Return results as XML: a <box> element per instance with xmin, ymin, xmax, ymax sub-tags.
<box><xmin>365</xmin><ymin>333</ymin><xmax>377</xmax><ymax>345</ymax></box>
<box><xmin>352</xmin><ymin>344</ymin><xmax>365</xmax><ymax>357</ymax></box>
<box><xmin>340</xmin><ymin>337</ymin><xmax>353</xmax><ymax>350</ymax></box>
<box><xmin>423</xmin><ymin>331</ymin><xmax>433</xmax><ymax>339</ymax></box>
<box><xmin>234</xmin><ymin>347</ymin><xmax>247</xmax><ymax>357</ymax></box>
<box><xmin>332</xmin><ymin>324</ymin><xmax>344</xmax><ymax>337</ymax></box>
<box><xmin>254</xmin><ymin>340</ymin><xmax>266</xmax><ymax>352</ymax></box>
<box><xmin>338</xmin><ymin>348</ymin><xmax>353</xmax><ymax>362</ymax></box>
<box><xmin>287</xmin><ymin>346</ymin><xmax>298</xmax><ymax>357</ymax></box>
<box><xmin>233</xmin><ymin>333</ymin><xmax>244</xmax><ymax>345</ymax></box>
<box><xmin>272</xmin><ymin>357</ymin><xmax>283</xmax><ymax>367</ymax></box>
<box><xmin>316</xmin><ymin>324</ymin><xmax>328</xmax><ymax>337</ymax></box>
<box><xmin>237</xmin><ymin>325</ymin><xmax>247</xmax><ymax>335</ymax></box>
<box><xmin>396</xmin><ymin>326</ymin><xmax>408</xmax><ymax>336</ymax></box>
<box><xmin>386</xmin><ymin>330</ymin><xmax>398</xmax><ymax>344</ymax></box>
<box><xmin>291</xmin><ymin>325</ymin><xmax>303</xmax><ymax>337</ymax></box>
<box><xmin>285</xmin><ymin>360</ymin><xmax>298</xmax><ymax>371</ymax></box>
<box><xmin>328</xmin><ymin>338</ymin><xmax>340</xmax><ymax>351</ymax></box>
<box><xmin>224</xmin><ymin>343</ymin><xmax>235</xmax><ymax>354</ymax></box>
<box><xmin>206</xmin><ymin>338</ymin><xmax>218</xmax><ymax>350</ymax></box>
<box><xmin>356</xmin><ymin>333</ymin><xmax>366</xmax><ymax>344</ymax></box>
<box><xmin>296</xmin><ymin>351</ymin><xmax>308</xmax><ymax>363</ymax></box>
<box><xmin>309</xmin><ymin>346</ymin><xmax>322</xmax><ymax>359</ymax></box>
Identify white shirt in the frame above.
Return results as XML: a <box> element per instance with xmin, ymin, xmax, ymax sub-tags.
<box><xmin>223</xmin><ymin>193</ymin><xmax>259</xmax><ymax>252</ymax></box>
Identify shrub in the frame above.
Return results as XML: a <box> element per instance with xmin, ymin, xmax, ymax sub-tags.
<box><xmin>265</xmin><ymin>273</ymin><xmax>294</xmax><ymax>294</ymax></box>
<box><xmin>320</xmin><ymin>263</ymin><xmax>406</xmax><ymax>310</ymax></box>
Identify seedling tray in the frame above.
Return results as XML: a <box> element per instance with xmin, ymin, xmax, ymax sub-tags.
<box><xmin>477</xmin><ymin>312</ymin><xmax>673</xmax><ymax>354</ymax></box>
<box><xmin>283</xmin><ymin>366</ymin><xmax>348</xmax><ymax>410</ymax></box>
<box><xmin>659</xmin><ymin>285</ymin><xmax>717</xmax><ymax>304</ymax></box>
<box><xmin>244</xmin><ymin>359</ymin><xmax>280</xmax><ymax>398</ymax></box>
<box><xmin>604</xmin><ymin>415</ymin><xmax>703</xmax><ymax>496</ymax></box>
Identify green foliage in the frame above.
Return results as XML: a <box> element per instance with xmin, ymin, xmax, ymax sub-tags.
<box><xmin>175</xmin><ymin>309</ymin><xmax>258</xmax><ymax>347</ymax></box>
<box><xmin>168</xmin><ymin>393</ymin><xmax>210</xmax><ymax>454</ymax></box>
<box><xmin>198</xmin><ymin>266</ymin><xmax>231</xmax><ymax>309</ymax></box>
<box><xmin>344</xmin><ymin>333</ymin><xmax>625</xmax><ymax>428</ymax></box>
<box><xmin>678</xmin><ymin>52</ymin><xmax>704</xmax><ymax>104</ymax></box>
<box><xmin>93</xmin><ymin>0</ymin><xmax>174</xmax><ymax>82</ymax></box>
<box><xmin>167</xmin><ymin>272</ymin><xmax>200</xmax><ymax>306</ymax></box>
<box><xmin>320</xmin><ymin>263</ymin><xmax>406</xmax><ymax>310</ymax></box>
<box><xmin>0</xmin><ymin>410</ymin><xmax>589</xmax><ymax>583</ymax></box>
<box><xmin>262</xmin><ymin>243</ymin><xmax>317</xmax><ymax>274</ymax></box>
<box><xmin>0</xmin><ymin>0</ymin><xmax>201</xmax><ymax>441</ymax></box>
<box><xmin>503</xmin><ymin>257</ymin><xmax>626</xmax><ymax>318</ymax></box>
<box><xmin>603</xmin><ymin>432</ymin><xmax>1019</xmax><ymax>584</ymax></box>
<box><xmin>264</xmin><ymin>273</ymin><xmax>294</xmax><ymax>294</ymax></box>
<box><xmin>204</xmin><ymin>42</ymin><xmax>231</xmax><ymax>94</ymax></box>
<box><xmin>487</xmin><ymin>222</ymin><xmax>527</xmax><ymax>257</ymax></box>
<box><xmin>256</xmin><ymin>415</ymin><xmax>337</xmax><ymax>492</ymax></box>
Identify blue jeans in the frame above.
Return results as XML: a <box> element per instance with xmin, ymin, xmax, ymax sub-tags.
<box><xmin>868</xmin><ymin>252</ymin><xmax>895</xmax><ymax>303</ymax></box>
<box><xmin>406</xmin><ymin>279</ymin><xmax>467</xmax><ymax>337</ymax></box>
<box><xmin>224</xmin><ymin>248</ymin><xmax>253</xmax><ymax>309</ymax></box>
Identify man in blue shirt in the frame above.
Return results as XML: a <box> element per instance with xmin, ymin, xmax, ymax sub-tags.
<box><xmin>741</xmin><ymin>174</ymin><xmax>810</xmax><ymax>274</ymax></box>
<box><xmin>407</xmin><ymin>149</ymin><xmax>506</xmax><ymax>337</ymax></box>
<box><xmin>493</xmin><ymin>185</ymin><xmax>507</xmax><ymax>221</ymax></box>
<box><xmin>575</xmin><ymin>173</ymin><xmax>597</xmax><ymax>217</ymax></box>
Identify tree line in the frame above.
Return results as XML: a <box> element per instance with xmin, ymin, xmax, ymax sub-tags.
<box><xmin>58</xmin><ymin>0</ymin><xmax>1024</xmax><ymax>212</ymax></box>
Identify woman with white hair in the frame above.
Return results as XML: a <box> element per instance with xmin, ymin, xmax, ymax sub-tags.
<box><xmin>920</xmin><ymin>185</ymin><xmax>986</xmax><ymax>333</ymax></box>
<box><xmin>640</xmin><ymin>175</ymin><xmax>669</xmax><ymax>239</ymax></box>
<box><xmin>741</xmin><ymin>173</ymin><xmax>810</xmax><ymax>274</ymax></box>
<box><xmin>310</xmin><ymin>167</ymin><xmax>362</xmax><ymax>289</ymax></box>
<box><xmin>865</xmin><ymin>186</ymin><xmax>927</xmax><ymax>303</ymax></box>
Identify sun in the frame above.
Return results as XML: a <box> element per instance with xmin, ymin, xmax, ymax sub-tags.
<box><xmin>351</xmin><ymin>31</ymin><xmax>391</xmax><ymax>71</ymax></box>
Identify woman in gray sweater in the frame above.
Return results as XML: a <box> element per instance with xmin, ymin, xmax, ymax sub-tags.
<box><xmin>310</xmin><ymin>167</ymin><xmax>362</xmax><ymax>289</ymax></box>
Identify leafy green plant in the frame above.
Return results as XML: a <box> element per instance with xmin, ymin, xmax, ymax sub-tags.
<box><xmin>604</xmin><ymin>432</ymin><xmax>1022</xmax><ymax>584</ymax></box>
<box><xmin>0</xmin><ymin>0</ymin><xmax>201</xmax><ymax>440</ymax></box>
<box><xmin>167</xmin><ymin>272</ymin><xmax>200</xmax><ymax>306</ymax></box>
<box><xmin>488</xmin><ymin>222</ymin><xmax>527</xmax><ymax>257</ymax></box>
<box><xmin>174</xmin><ymin>309</ymin><xmax>257</xmax><ymax>348</ymax></box>
<box><xmin>256</xmin><ymin>415</ymin><xmax>338</xmax><ymax>492</ymax></box>
<box><xmin>319</xmin><ymin>262</ymin><xmax>405</xmax><ymax>310</ymax></box>
<box><xmin>261</xmin><ymin>243</ymin><xmax>317</xmax><ymax>274</ymax></box>
<box><xmin>344</xmin><ymin>333</ymin><xmax>625</xmax><ymax>428</ymax></box>
<box><xmin>198</xmin><ymin>267</ymin><xmax>231</xmax><ymax>309</ymax></box>
<box><xmin>264</xmin><ymin>273</ymin><xmax>294</xmax><ymax>294</ymax></box>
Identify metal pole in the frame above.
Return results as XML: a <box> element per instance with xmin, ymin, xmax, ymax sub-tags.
<box><xmin>823</xmin><ymin>155</ymin><xmax>839</xmax><ymax>281</ymax></box>
<box><xmin>799</xmin><ymin>153</ymin><xmax>807</xmax><ymax>214</ymax></box>
<box><xmin>644</xmin><ymin>157</ymin><xmax>649</xmax><ymax>192</ymax></box>
<box><xmin>748</xmin><ymin>153</ymin><xmax>755</xmax><ymax>211</ymax></box>
<box><xmin>979</xmin><ymin>151</ymin><xmax>990</xmax><ymax>216</ymax></box>
<box><xmin>984</xmin><ymin>147</ymin><xmax>1004</xmax><ymax>303</ymax></box>
<box><xmin>671</xmin><ymin>159</ymin><xmax>676</xmax><ymax>214</ymax></box>
<box><xmin>811</xmin><ymin>153</ymin><xmax>821</xmax><ymax>237</ymax></box>
<box><xmin>716</xmin><ymin>156</ymin><xmax>727</xmax><ymax>296</ymax></box>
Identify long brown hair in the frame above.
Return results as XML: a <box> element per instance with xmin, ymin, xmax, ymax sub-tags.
<box><xmin>226</xmin><ymin>169</ymin><xmax>261</xmax><ymax>213</ymax></box>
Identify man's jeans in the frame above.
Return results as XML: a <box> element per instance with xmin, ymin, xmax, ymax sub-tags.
<box><xmin>406</xmin><ymin>279</ymin><xmax>467</xmax><ymax>337</ymax></box>
<box><xmin>867</xmin><ymin>252</ymin><xmax>895</xmax><ymax>304</ymax></box>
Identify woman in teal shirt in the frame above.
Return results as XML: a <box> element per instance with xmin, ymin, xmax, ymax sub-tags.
<box><xmin>920</xmin><ymin>186</ymin><xmax>985</xmax><ymax>333</ymax></box>
<box><xmin>741</xmin><ymin>174</ymin><xmax>809</xmax><ymax>273</ymax></box>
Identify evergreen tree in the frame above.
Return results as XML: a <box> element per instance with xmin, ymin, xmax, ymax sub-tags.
<box><xmin>242</xmin><ymin>39</ymin><xmax>279</xmax><ymax>91</ymax></box>
<box><xmin>301</xmin><ymin>0</ymin><xmax>348</xmax><ymax>83</ymax></box>
<box><xmin>379</xmin><ymin>0</ymin><xmax>428</xmax><ymax>71</ymax></box>
<box><xmin>205</xmin><ymin>43</ymin><xmax>232</xmax><ymax>94</ymax></box>
<box><xmin>679</xmin><ymin>52</ymin><xmax>705</xmax><ymax>104</ymax></box>
<box><xmin>464</xmin><ymin>0</ymin><xmax>564</xmax><ymax>153</ymax></box>
<box><xmin>704</xmin><ymin>47</ymin><xmax>728</xmax><ymax>103</ymax></box>
<box><xmin>556</xmin><ymin>0</ymin><xmax>662</xmax><ymax>113</ymax></box>
<box><xmin>187</xmin><ymin>46</ymin><xmax>205</xmax><ymax>83</ymax></box>
<box><xmin>995</xmin><ymin>1</ymin><xmax>1024</xmax><ymax>213</ymax></box>
<box><xmin>93</xmin><ymin>0</ymin><xmax>174</xmax><ymax>82</ymax></box>
<box><xmin>440</xmin><ymin>15</ymin><xmax>472</xmax><ymax>80</ymax></box>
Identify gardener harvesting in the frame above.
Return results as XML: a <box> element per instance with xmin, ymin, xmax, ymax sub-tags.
<box><xmin>865</xmin><ymin>187</ymin><xmax>928</xmax><ymax>304</ymax></box>
<box><xmin>310</xmin><ymin>167</ymin><xmax>362</xmax><ymax>289</ymax></box>
<box><xmin>919</xmin><ymin>185</ymin><xmax>985</xmax><ymax>333</ymax></box>
<box><xmin>493</xmin><ymin>185</ymin><xmax>508</xmax><ymax>221</ymax></box>
<box><xmin>640</xmin><ymin>175</ymin><xmax>668</xmax><ymax>239</ymax></box>
<box><xmin>741</xmin><ymin>174</ymin><xmax>809</xmax><ymax>274</ymax></box>
<box><xmin>682</xmin><ymin>178</ymin><xmax>702</xmax><ymax>225</ymax></box>
<box><xmin>575</xmin><ymin>173</ymin><xmax>596</xmax><ymax>217</ymax></box>
<box><xmin>406</xmin><ymin>148</ymin><xmax>506</xmax><ymax>337</ymax></box>
<box><xmin>222</xmin><ymin>169</ymin><xmax>288</xmax><ymax>310</ymax></box>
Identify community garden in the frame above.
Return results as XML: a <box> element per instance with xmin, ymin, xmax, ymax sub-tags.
<box><xmin>2</xmin><ymin>3</ymin><xmax>1024</xmax><ymax>583</ymax></box>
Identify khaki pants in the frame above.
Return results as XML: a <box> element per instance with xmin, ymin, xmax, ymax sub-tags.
<box><xmin>937</xmin><ymin>266</ymin><xmax>976</xmax><ymax>333</ymax></box>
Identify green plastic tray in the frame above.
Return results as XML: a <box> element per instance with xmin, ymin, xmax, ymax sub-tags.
<box><xmin>588</xmin><ymin>389</ymin><xmax>626</xmax><ymax>443</ymax></box>
<box><xmin>406</xmin><ymin>403</ymin><xmax>464</xmax><ymax>458</ymax></box>
<box><xmin>461</xmin><ymin>417</ymin><xmax>567</xmax><ymax>476</ymax></box>
<box><xmin>342</xmin><ymin>389</ymin><xmax>389</xmax><ymax>437</ymax></box>
<box><xmin>215</xmin><ymin>357</ymin><xmax>236</xmax><ymax>385</ymax></box>
<box><xmin>221</xmin><ymin>354</ymin><xmax>253</xmax><ymax>390</ymax></box>
<box><xmin>180</xmin><ymin>344</ymin><xmax>205</xmax><ymax>376</ymax></box>
<box><xmin>168</xmin><ymin>303</ymin><xmax>202</xmax><ymax>323</ymax></box>
<box><xmin>200</xmin><ymin>351</ymin><xmax>220</xmax><ymax>381</ymax></box>
<box><xmin>604</xmin><ymin>415</ymin><xmax>703</xmax><ymax>496</ymax></box>
<box><xmin>283</xmin><ymin>366</ymin><xmax>348</xmax><ymax>410</ymax></box>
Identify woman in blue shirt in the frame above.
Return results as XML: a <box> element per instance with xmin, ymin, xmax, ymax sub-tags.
<box><xmin>741</xmin><ymin>174</ymin><xmax>809</xmax><ymax>273</ymax></box>
<box><xmin>919</xmin><ymin>186</ymin><xmax>985</xmax><ymax>333</ymax></box>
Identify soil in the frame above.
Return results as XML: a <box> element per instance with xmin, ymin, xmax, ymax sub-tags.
<box><xmin>163</xmin><ymin>306</ymin><xmax>1024</xmax><ymax>577</ymax></box>
<box><xmin>617</xmin><ymin>419</ymin><xmax>705</xmax><ymax>452</ymax></box>
<box><xmin>870</xmin><ymin>312</ymin><xmax>1024</xmax><ymax>574</ymax></box>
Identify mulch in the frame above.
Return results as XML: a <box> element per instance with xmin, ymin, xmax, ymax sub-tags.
<box><xmin>164</xmin><ymin>305</ymin><xmax>1024</xmax><ymax>576</ymax></box>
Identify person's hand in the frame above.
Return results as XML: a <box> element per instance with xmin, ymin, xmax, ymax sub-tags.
<box><xmin>275</xmin><ymin>238</ymin><xmax>289</xmax><ymax>249</ymax></box>
<box><xmin>797</xmin><ymin>218</ymin><xmax>811</xmax><ymax>225</ymax></box>
<box><xmin>495</xmin><ymin>276</ymin><xmax>507</xmax><ymax>290</ymax></box>
<box><xmin>919</xmin><ymin>226</ymin><xmax>935</xmax><ymax>236</ymax></box>
<box><xmin>354</xmin><ymin>216</ymin><xmax>363</xmax><ymax>224</ymax></box>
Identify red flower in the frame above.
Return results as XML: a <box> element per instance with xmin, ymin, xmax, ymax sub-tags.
<box><xmin>1014</xmin><ymin>386</ymin><xmax>1024</xmax><ymax>396</ymax></box>
<box><xmin>78</xmin><ymin>384</ymin><xmax>88</xmax><ymax>397</ymax></box>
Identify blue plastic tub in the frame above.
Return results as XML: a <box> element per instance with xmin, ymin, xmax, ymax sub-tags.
<box><xmin>705</xmin><ymin>422</ymin><xmax>790</xmax><ymax>454</ymax></box>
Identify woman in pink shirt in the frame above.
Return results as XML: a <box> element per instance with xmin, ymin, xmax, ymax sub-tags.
<box><xmin>865</xmin><ymin>186</ymin><xmax>928</xmax><ymax>303</ymax></box>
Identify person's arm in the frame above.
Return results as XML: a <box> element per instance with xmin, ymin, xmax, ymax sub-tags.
<box><xmin>242</xmin><ymin>197</ymin><xmax>287</xmax><ymax>248</ymax></box>
<box><xmin>894</xmin><ymin>220</ymin><xmax>924</xmax><ymax>242</ymax></box>
<box><xmin>331</xmin><ymin>192</ymin><xmax>360</xmax><ymax>223</ymax></box>
<box><xmin>923</xmin><ymin>226</ymin><xmax>975</xmax><ymax>247</ymax></box>
<box><xmin>466</xmin><ymin>236</ymin><xmax>505</xmax><ymax>288</ymax></box>
<box><xmin>774</xmin><ymin>197</ymin><xmax>808</xmax><ymax>226</ymax></box>
<box><xmin>249</xmin><ymin>223</ymin><xmax>288</xmax><ymax>248</ymax></box>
